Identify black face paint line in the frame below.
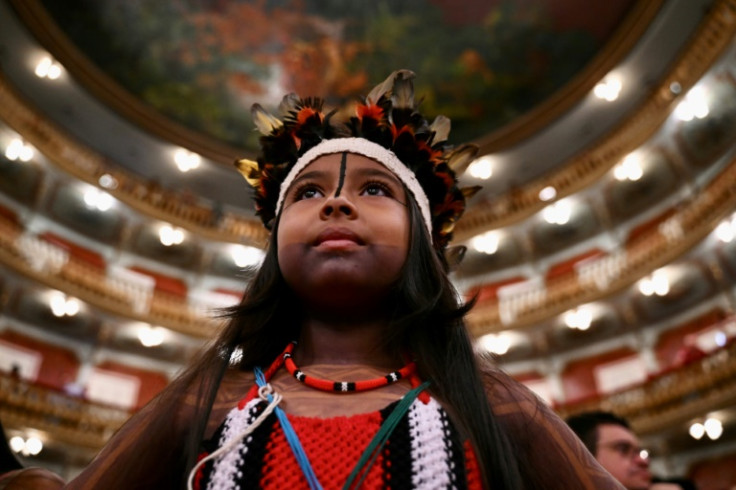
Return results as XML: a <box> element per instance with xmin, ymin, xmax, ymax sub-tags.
<box><xmin>334</xmin><ymin>152</ymin><xmax>348</xmax><ymax>197</ymax></box>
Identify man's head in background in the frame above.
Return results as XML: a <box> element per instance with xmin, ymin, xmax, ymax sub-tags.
<box><xmin>566</xmin><ymin>411</ymin><xmax>652</xmax><ymax>490</ymax></box>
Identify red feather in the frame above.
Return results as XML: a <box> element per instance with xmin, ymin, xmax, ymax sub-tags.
<box><xmin>391</xmin><ymin>124</ymin><xmax>414</xmax><ymax>142</ymax></box>
<box><xmin>296</xmin><ymin>107</ymin><xmax>321</xmax><ymax>126</ymax></box>
<box><xmin>357</xmin><ymin>103</ymin><xmax>384</xmax><ymax>122</ymax></box>
<box><xmin>416</xmin><ymin>140</ymin><xmax>443</xmax><ymax>162</ymax></box>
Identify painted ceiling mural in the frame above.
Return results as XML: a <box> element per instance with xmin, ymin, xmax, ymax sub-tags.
<box><xmin>40</xmin><ymin>0</ymin><xmax>637</xmax><ymax>151</ymax></box>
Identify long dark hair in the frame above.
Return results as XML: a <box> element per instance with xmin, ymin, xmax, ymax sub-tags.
<box><xmin>112</xmin><ymin>195</ymin><xmax>525</xmax><ymax>489</ymax></box>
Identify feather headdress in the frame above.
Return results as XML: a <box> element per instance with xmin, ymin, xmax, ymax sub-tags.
<box><xmin>236</xmin><ymin>69</ymin><xmax>480</xmax><ymax>250</ymax></box>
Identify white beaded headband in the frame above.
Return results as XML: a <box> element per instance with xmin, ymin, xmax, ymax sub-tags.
<box><xmin>275</xmin><ymin>138</ymin><xmax>433</xmax><ymax>234</ymax></box>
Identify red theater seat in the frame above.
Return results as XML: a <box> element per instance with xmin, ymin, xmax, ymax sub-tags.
<box><xmin>545</xmin><ymin>249</ymin><xmax>605</xmax><ymax>280</ymax></box>
<box><xmin>128</xmin><ymin>266</ymin><xmax>188</xmax><ymax>297</ymax></box>
<box><xmin>467</xmin><ymin>276</ymin><xmax>527</xmax><ymax>305</ymax></box>
<box><xmin>626</xmin><ymin>209</ymin><xmax>676</xmax><ymax>246</ymax></box>
<box><xmin>39</xmin><ymin>232</ymin><xmax>106</xmax><ymax>270</ymax></box>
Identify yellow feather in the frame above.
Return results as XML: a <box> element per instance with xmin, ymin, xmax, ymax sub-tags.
<box><xmin>251</xmin><ymin>104</ymin><xmax>283</xmax><ymax>135</ymax></box>
<box><xmin>234</xmin><ymin>158</ymin><xmax>261</xmax><ymax>187</ymax></box>
<box><xmin>446</xmin><ymin>144</ymin><xmax>479</xmax><ymax>174</ymax></box>
<box><xmin>461</xmin><ymin>185</ymin><xmax>482</xmax><ymax>199</ymax></box>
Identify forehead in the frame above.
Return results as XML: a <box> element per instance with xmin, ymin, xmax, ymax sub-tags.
<box><xmin>597</xmin><ymin>424</ymin><xmax>638</xmax><ymax>443</ymax></box>
<box><xmin>296</xmin><ymin>152</ymin><xmax>394</xmax><ymax>177</ymax></box>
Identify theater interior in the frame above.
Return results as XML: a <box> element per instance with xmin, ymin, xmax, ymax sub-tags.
<box><xmin>1</xmin><ymin>0</ymin><xmax>735</xmax><ymax>487</ymax></box>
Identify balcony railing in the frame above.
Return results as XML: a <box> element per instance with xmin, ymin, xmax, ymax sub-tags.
<box><xmin>556</xmin><ymin>339</ymin><xmax>736</xmax><ymax>435</ymax></box>
<box><xmin>1</xmin><ymin>339</ymin><xmax>733</xmax><ymax>455</ymax></box>
<box><xmin>0</xmin><ymin>374</ymin><xmax>131</xmax><ymax>450</ymax></box>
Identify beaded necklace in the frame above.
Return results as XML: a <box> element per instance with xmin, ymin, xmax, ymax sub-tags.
<box><xmin>282</xmin><ymin>340</ymin><xmax>418</xmax><ymax>392</ymax></box>
<box><xmin>240</xmin><ymin>341</ymin><xmax>427</xmax><ymax>407</ymax></box>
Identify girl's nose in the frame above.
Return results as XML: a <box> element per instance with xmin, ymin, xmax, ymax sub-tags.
<box><xmin>320</xmin><ymin>194</ymin><xmax>358</xmax><ymax>220</ymax></box>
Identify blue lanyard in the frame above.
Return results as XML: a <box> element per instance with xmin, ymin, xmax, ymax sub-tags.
<box><xmin>254</xmin><ymin>367</ymin><xmax>323</xmax><ymax>490</ymax></box>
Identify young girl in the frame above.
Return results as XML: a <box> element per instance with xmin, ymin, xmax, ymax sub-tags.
<box><xmin>66</xmin><ymin>70</ymin><xmax>623</xmax><ymax>489</ymax></box>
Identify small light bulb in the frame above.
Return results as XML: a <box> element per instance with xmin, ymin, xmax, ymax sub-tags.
<box><xmin>689</xmin><ymin>422</ymin><xmax>705</xmax><ymax>440</ymax></box>
<box><xmin>25</xmin><ymin>437</ymin><xmax>43</xmax><ymax>456</ymax></box>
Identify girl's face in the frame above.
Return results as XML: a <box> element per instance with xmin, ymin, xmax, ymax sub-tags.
<box><xmin>276</xmin><ymin>152</ymin><xmax>410</xmax><ymax>312</ymax></box>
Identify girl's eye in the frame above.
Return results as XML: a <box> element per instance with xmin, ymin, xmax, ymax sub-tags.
<box><xmin>361</xmin><ymin>182</ymin><xmax>391</xmax><ymax>197</ymax></box>
<box><xmin>294</xmin><ymin>185</ymin><xmax>324</xmax><ymax>201</ymax></box>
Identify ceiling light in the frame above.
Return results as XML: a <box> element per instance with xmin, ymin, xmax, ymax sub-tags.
<box><xmin>675</xmin><ymin>86</ymin><xmax>709</xmax><ymax>121</ymax></box>
<box><xmin>470</xmin><ymin>231</ymin><xmax>500</xmax><ymax>255</ymax></box>
<box><xmin>138</xmin><ymin>326</ymin><xmax>165</xmax><ymax>347</ymax></box>
<box><xmin>613</xmin><ymin>154</ymin><xmax>643</xmax><ymax>182</ymax></box>
<box><xmin>230</xmin><ymin>245</ymin><xmax>264</xmax><ymax>267</ymax></box>
<box><xmin>98</xmin><ymin>173</ymin><xmax>119</xmax><ymax>189</ymax></box>
<box><xmin>25</xmin><ymin>437</ymin><xmax>43</xmax><ymax>455</ymax></box>
<box><xmin>5</xmin><ymin>138</ymin><xmax>35</xmax><ymax>162</ymax></box>
<box><xmin>159</xmin><ymin>224</ymin><xmax>184</xmax><ymax>246</ymax></box>
<box><xmin>9</xmin><ymin>436</ymin><xmax>43</xmax><ymax>456</ymax></box>
<box><xmin>538</xmin><ymin>186</ymin><xmax>557</xmax><ymax>201</ymax></box>
<box><xmin>83</xmin><ymin>187</ymin><xmax>114</xmax><ymax>211</ymax></box>
<box><xmin>689</xmin><ymin>422</ymin><xmax>705</xmax><ymax>439</ymax></box>
<box><xmin>563</xmin><ymin>306</ymin><xmax>593</xmax><ymax>330</ymax></box>
<box><xmin>542</xmin><ymin>199</ymin><xmax>572</xmax><ymax>225</ymax></box>
<box><xmin>594</xmin><ymin>75</ymin><xmax>622</xmax><ymax>102</ymax></box>
<box><xmin>478</xmin><ymin>333</ymin><xmax>511</xmax><ymax>355</ymax></box>
<box><xmin>35</xmin><ymin>56</ymin><xmax>62</xmax><ymax>80</ymax></box>
<box><xmin>638</xmin><ymin>269</ymin><xmax>670</xmax><ymax>296</ymax></box>
<box><xmin>715</xmin><ymin>216</ymin><xmax>736</xmax><ymax>243</ymax></box>
<box><xmin>467</xmin><ymin>156</ymin><xmax>494</xmax><ymax>180</ymax></box>
<box><xmin>50</xmin><ymin>292</ymin><xmax>80</xmax><ymax>317</ymax></box>
<box><xmin>9</xmin><ymin>436</ymin><xmax>25</xmax><ymax>453</ymax></box>
<box><xmin>704</xmin><ymin>417</ymin><xmax>723</xmax><ymax>440</ymax></box>
<box><xmin>174</xmin><ymin>149</ymin><xmax>201</xmax><ymax>172</ymax></box>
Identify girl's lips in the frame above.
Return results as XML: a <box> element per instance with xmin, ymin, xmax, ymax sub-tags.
<box><xmin>313</xmin><ymin>228</ymin><xmax>365</xmax><ymax>246</ymax></box>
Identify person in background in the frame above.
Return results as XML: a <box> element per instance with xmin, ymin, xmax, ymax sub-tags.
<box><xmin>566</xmin><ymin>411</ymin><xmax>692</xmax><ymax>490</ymax></box>
<box><xmin>651</xmin><ymin>476</ymin><xmax>697</xmax><ymax>490</ymax></box>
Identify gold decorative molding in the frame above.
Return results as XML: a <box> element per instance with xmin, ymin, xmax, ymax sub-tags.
<box><xmin>556</xmin><ymin>340</ymin><xmax>736</xmax><ymax>436</ymax></box>
<box><xmin>466</xmin><ymin>150</ymin><xmax>736</xmax><ymax>334</ymax></box>
<box><xmin>0</xmin><ymin>374</ymin><xmax>130</xmax><ymax>451</ymax></box>
<box><xmin>2</xmin><ymin>145</ymin><xmax>734</xmax><ymax>339</ymax></box>
<box><xmin>0</xmin><ymin>215</ymin><xmax>222</xmax><ymax>338</ymax></box>
<box><xmin>0</xmin><ymin>72</ymin><xmax>269</xmax><ymax>248</ymax></box>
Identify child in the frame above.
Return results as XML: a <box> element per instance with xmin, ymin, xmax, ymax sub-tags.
<box><xmin>67</xmin><ymin>70</ymin><xmax>623</xmax><ymax>489</ymax></box>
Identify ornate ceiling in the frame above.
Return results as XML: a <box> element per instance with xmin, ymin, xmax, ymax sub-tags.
<box><xmin>1</xmin><ymin>0</ymin><xmax>736</xmax><ymax>482</ymax></box>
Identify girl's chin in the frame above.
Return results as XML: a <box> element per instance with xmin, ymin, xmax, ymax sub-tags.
<box><xmin>290</xmin><ymin>280</ymin><xmax>394</xmax><ymax>310</ymax></box>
